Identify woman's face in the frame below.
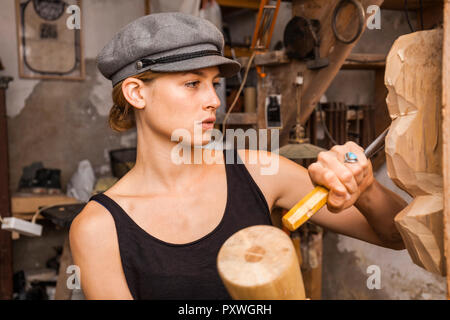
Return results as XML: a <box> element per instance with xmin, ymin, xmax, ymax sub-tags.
<box><xmin>139</xmin><ymin>66</ymin><xmax>222</xmax><ymax>146</ymax></box>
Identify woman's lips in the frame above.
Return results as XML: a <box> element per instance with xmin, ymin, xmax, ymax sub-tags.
<box><xmin>202</xmin><ymin>121</ymin><xmax>215</xmax><ymax>130</ymax></box>
<box><xmin>201</xmin><ymin>117</ymin><xmax>216</xmax><ymax>130</ymax></box>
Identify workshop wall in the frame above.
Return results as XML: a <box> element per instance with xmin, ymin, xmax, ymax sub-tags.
<box><xmin>0</xmin><ymin>0</ymin><xmax>143</xmax><ymax>192</ymax></box>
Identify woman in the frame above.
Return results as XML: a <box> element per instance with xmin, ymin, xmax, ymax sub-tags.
<box><xmin>69</xmin><ymin>12</ymin><xmax>407</xmax><ymax>300</ymax></box>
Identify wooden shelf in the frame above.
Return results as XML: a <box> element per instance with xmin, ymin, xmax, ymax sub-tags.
<box><xmin>342</xmin><ymin>53</ymin><xmax>386</xmax><ymax>69</ymax></box>
<box><xmin>237</xmin><ymin>50</ymin><xmax>290</xmax><ymax>67</ymax></box>
<box><xmin>224</xmin><ymin>45</ymin><xmax>253</xmax><ymax>58</ymax></box>
<box><xmin>238</xmin><ymin>51</ymin><xmax>386</xmax><ymax>70</ymax></box>
<box><xmin>381</xmin><ymin>0</ymin><xmax>442</xmax><ymax>10</ymax></box>
<box><xmin>216</xmin><ymin>0</ymin><xmax>260</xmax><ymax>10</ymax></box>
<box><xmin>216</xmin><ymin>112</ymin><xmax>258</xmax><ymax>125</ymax></box>
<box><xmin>11</xmin><ymin>193</ymin><xmax>80</xmax><ymax>220</ymax></box>
<box><xmin>316</xmin><ymin>110</ymin><xmax>364</xmax><ymax>121</ymax></box>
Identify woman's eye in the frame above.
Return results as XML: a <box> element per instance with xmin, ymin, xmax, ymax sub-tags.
<box><xmin>185</xmin><ymin>81</ymin><xmax>200</xmax><ymax>88</ymax></box>
<box><xmin>213</xmin><ymin>82</ymin><xmax>221</xmax><ymax>89</ymax></box>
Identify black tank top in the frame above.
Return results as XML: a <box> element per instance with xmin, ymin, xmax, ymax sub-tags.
<box><xmin>89</xmin><ymin>148</ymin><xmax>272</xmax><ymax>300</ymax></box>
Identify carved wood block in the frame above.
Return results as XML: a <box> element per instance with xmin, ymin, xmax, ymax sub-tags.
<box><xmin>385</xmin><ymin>29</ymin><xmax>446</xmax><ymax>275</ymax></box>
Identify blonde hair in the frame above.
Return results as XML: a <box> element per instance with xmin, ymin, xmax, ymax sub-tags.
<box><xmin>109</xmin><ymin>71</ymin><xmax>165</xmax><ymax>132</ymax></box>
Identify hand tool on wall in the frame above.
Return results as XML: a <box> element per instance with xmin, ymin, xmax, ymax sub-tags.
<box><xmin>283</xmin><ymin>15</ymin><xmax>329</xmax><ymax>70</ymax></box>
<box><xmin>251</xmin><ymin>0</ymin><xmax>281</xmax><ymax>51</ymax></box>
<box><xmin>282</xmin><ymin>126</ymin><xmax>390</xmax><ymax>231</ymax></box>
<box><xmin>305</xmin><ymin>18</ymin><xmax>329</xmax><ymax>70</ymax></box>
<box><xmin>332</xmin><ymin>0</ymin><xmax>365</xmax><ymax>44</ymax></box>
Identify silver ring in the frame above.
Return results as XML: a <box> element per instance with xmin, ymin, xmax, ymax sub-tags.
<box><xmin>344</xmin><ymin>152</ymin><xmax>358</xmax><ymax>163</ymax></box>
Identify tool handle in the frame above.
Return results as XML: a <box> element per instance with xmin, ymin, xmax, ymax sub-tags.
<box><xmin>282</xmin><ymin>186</ymin><xmax>329</xmax><ymax>231</ymax></box>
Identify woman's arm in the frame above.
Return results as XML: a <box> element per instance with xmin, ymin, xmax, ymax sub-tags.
<box><xmin>239</xmin><ymin>145</ymin><xmax>407</xmax><ymax>250</ymax></box>
<box><xmin>69</xmin><ymin>201</ymin><xmax>134</xmax><ymax>299</ymax></box>
<box><xmin>307</xmin><ymin>179</ymin><xmax>407</xmax><ymax>250</ymax></box>
<box><xmin>354</xmin><ymin>179</ymin><xmax>407</xmax><ymax>246</ymax></box>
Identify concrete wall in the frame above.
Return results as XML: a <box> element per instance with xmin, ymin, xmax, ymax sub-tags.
<box><xmin>1</xmin><ymin>0</ymin><xmax>144</xmax><ymax>191</ymax></box>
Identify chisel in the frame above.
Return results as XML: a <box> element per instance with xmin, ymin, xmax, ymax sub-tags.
<box><xmin>282</xmin><ymin>126</ymin><xmax>390</xmax><ymax>231</ymax></box>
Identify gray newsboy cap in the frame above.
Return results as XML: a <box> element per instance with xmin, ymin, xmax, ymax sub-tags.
<box><xmin>97</xmin><ymin>12</ymin><xmax>241</xmax><ymax>87</ymax></box>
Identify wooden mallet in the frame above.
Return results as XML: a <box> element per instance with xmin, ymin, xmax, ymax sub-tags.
<box><xmin>217</xmin><ymin>225</ymin><xmax>306</xmax><ymax>300</ymax></box>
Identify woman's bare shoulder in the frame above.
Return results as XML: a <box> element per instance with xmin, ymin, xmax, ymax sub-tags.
<box><xmin>69</xmin><ymin>200</ymin><xmax>117</xmax><ymax>251</ymax></box>
<box><xmin>69</xmin><ymin>199</ymin><xmax>133</xmax><ymax>299</ymax></box>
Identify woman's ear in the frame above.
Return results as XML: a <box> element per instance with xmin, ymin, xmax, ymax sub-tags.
<box><xmin>122</xmin><ymin>77</ymin><xmax>147</xmax><ymax>110</ymax></box>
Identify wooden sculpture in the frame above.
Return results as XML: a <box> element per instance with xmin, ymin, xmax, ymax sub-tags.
<box><xmin>217</xmin><ymin>225</ymin><xmax>306</xmax><ymax>299</ymax></box>
<box><xmin>384</xmin><ymin>29</ymin><xmax>446</xmax><ymax>275</ymax></box>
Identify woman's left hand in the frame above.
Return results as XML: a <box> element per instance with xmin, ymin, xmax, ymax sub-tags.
<box><xmin>307</xmin><ymin>141</ymin><xmax>374</xmax><ymax>213</ymax></box>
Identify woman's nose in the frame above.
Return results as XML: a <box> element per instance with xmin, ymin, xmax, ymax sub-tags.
<box><xmin>204</xmin><ymin>86</ymin><xmax>221</xmax><ymax>110</ymax></box>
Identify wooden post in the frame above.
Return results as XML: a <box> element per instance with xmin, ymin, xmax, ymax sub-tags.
<box><xmin>0</xmin><ymin>76</ymin><xmax>13</xmax><ymax>300</ymax></box>
<box><xmin>442</xmin><ymin>0</ymin><xmax>450</xmax><ymax>300</ymax></box>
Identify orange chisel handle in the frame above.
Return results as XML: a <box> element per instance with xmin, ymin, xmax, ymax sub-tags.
<box><xmin>282</xmin><ymin>186</ymin><xmax>328</xmax><ymax>231</ymax></box>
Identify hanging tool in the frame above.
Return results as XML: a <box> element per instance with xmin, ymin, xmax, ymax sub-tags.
<box><xmin>283</xmin><ymin>16</ymin><xmax>318</xmax><ymax>60</ymax></box>
<box><xmin>251</xmin><ymin>0</ymin><xmax>281</xmax><ymax>79</ymax></box>
<box><xmin>332</xmin><ymin>0</ymin><xmax>365</xmax><ymax>44</ymax></box>
<box><xmin>282</xmin><ymin>126</ymin><xmax>390</xmax><ymax>231</ymax></box>
<box><xmin>251</xmin><ymin>0</ymin><xmax>281</xmax><ymax>51</ymax></box>
<box><xmin>283</xmin><ymin>15</ymin><xmax>328</xmax><ymax>70</ymax></box>
<box><xmin>305</xmin><ymin>18</ymin><xmax>329</xmax><ymax>70</ymax></box>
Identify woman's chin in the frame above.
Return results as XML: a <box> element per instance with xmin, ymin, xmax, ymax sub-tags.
<box><xmin>192</xmin><ymin>138</ymin><xmax>213</xmax><ymax>147</ymax></box>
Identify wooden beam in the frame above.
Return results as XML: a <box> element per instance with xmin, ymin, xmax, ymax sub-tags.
<box><xmin>442</xmin><ymin>0</ymin><xmax>450</xmax><ymax>300</ymax></box>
